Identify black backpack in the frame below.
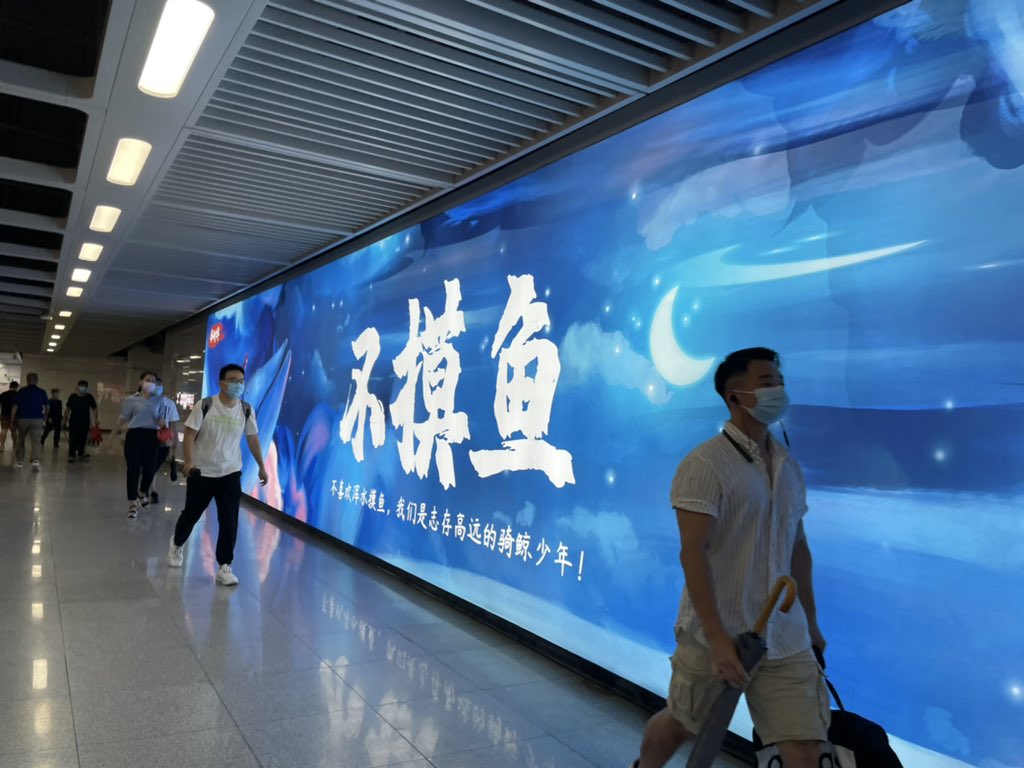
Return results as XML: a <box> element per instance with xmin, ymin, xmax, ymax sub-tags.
<box><xmin>753</xmin><ymin>652</ymin><xmax>903</xmax><ymax>768</ymax></box>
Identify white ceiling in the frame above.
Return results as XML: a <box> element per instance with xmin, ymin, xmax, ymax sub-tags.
<box><xmin>0</xmin><ymin>0</ymin><xmax>886</xmax><ymax>358</ymax></box>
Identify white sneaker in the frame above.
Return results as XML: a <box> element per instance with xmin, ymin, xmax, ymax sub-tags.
<box><xmin>31</xmin><ymin>461</ymin><xmax>40</xmax><ymax>472</ymax></box>
<box><xmin>127</xmin><ymin>501</ymin><xmax>139</xmax><ymax>519</ymax></box>
<box><xmin>167</xmin><ymin>538</ymin><xmax>183</xmax><ymax>568</ymax></box>
<box><xmin>215</xmin><ymin>564</ymin><xmax>239</xmax><ymax>586</ymax></box>
<box><xmin>14</xmin><ymin>461</ymin><xmax>23</xmax><ymax>468</ymax></box>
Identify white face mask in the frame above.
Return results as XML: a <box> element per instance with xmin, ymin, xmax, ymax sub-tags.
<box><xmin>734</xmin><ymin>385</ymin><xmax>789</xmax><ymax>424</ymax></box>
<box><xmin>141</xmin><ymin>381</ymin><xmax>156</xmax><ymax>394</ymax></box>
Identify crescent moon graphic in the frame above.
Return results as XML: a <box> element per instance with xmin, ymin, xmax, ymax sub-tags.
<box><xmin>650</xmin><ymin>287</ymin><xmax>716</xmax><ymax>387</ymax></box>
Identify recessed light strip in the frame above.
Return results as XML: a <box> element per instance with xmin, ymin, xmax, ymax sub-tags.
<box><xmin>138</xmin><ymin>0</ymin><xmax>216</xmax><ymax>99</ymax></box>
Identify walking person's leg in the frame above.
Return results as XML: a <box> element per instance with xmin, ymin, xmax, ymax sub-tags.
<box><xmin>124</xmin><ymin>429</ymin><xmax>143</xmax><ymax>514</ymax></box>
<box><xmin>15</xmin><ymin>421</ymin><xmax>28</xmax><ymax>464</ymax></box>
<box><xmin>68</xmin><ymin>426</ymin><xmax>81</xmax><ymax>460</ymax></box>
<box><xmin>212</xmin><ymin>472</ymin><xmax>242</xmax><ymax>585</ymax></box>
<box><xmin>52</xmin><ymin>422</ymin><xmax>60</xmax><ymax>449</ymax></box>
<box><xmin>151</xmin><ymin>445</ymin><xmax>169</xmax><ymax>502</ymax></box>
<box><xmin>169</xmin><ymin>475</ymin><xmax>217</xmax><ymax>566</ymax></box>
<box><xmin>40</xmin><ymin>423</ymin><xmax>51</xmax><ymax>446</ymax></box>
<box><xmin>0</xmin><ymin>418</ymin><xmax>8</xmax><ymax>451</ymax></box>
<box><xmin>138</xmin><ymin>430</ymin><xmax>159</xmax><ymax>503</ymax></box>
<box><xmin>27</xmin><ymin>420</ymin><xmax>43</xmax><ymax>465</ymax></box>
<box><xmin>73</xmin><ymin>426</ymin><xmax>88</xmax><ymax>458</ymax></box>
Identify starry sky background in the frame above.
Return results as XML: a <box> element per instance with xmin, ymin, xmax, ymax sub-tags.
<box><xmin>204</xmin><ymin>2</ymin><xmax>1024</xmax><ymax>764</ymax></box>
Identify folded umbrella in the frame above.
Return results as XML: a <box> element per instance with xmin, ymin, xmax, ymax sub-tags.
<box><xmin>685</xmin><ymin>575</ymin><xmax>798</xmax><ymax>768</ymax></box>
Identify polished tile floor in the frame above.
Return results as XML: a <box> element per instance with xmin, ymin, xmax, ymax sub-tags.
<box><xmin>0</xmin><ymin>442</ymin><xmax>746</xmax><ymax>768</ymax></box>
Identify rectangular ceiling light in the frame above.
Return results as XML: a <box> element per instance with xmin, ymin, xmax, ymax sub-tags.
<box><xmin>106</xmin><ymin>139</ymin><xmax>152</xmax><ymax>185</ymax></box>
<box><xmin>50</xmin><ymin>335</ymin><xmax>60</xmax><ymax>340</ymax></box>
<box><xmin>59</xmin><ymin>311</ymin><xmax>72</xmax><ymax>317</ymax></box>
<box><xmin>79</xmin><ymin>243</ymin><xmax>103</xmax><ymax>262</ymax></box>
<box><xmin>138</xmin><ymin>0</ymin><xmax>216</xmax><ymax>99</ymax></box>
<box><xmin>66</xmin><ymin>287</ymin><xmax>83</xmax><ymax>298</ymax></box>
<box><xmin>48</xmin><ymin>342</ymin><xmax>57</xmax><ymax>347</ymax></box>
<box><xmin>54</xmin><ymin>324</ymin><xmax>65</xmax><ymax>330</ymax></box>
<box><xmin>71</xmin><ymin>268</ymin><xmax>92</xmax><ymax>283</ymax></box>
<box><xmin>89</xmin><ymin>206</ymin><xmax>122</xmax><ymax>232</ymax></box>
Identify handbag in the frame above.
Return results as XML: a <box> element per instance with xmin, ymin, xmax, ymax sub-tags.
<box><xmin>88</xmin><ymin>425</ymin><xmax>103</xmax><ymax>445</ymax></box>
<box><xmin>156</xmin><ymin>426</ymin><xmax>174</xmax><ymax>445</ymax></box>
<box><xmin>753</xmin><ymin>650</ymin><xmax>903</xmax><ymax>767</ymax></box>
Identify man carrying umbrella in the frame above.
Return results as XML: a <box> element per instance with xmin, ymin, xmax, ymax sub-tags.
<box><xmin>631</xmin><ymin>348</ymin><xmax>829</xmax><ymax>768</ymax></box>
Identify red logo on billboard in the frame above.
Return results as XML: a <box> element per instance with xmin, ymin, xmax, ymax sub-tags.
<box><xmin>208</xmin><ymin>322</ymin><xmax>225</xmax><ymax>349</ymax></box>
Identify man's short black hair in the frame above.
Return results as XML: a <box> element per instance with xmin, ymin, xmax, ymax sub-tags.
<box><xmin>78</xmin><ymin>380</ymin><xmax>88</xmax><ymax>387</ymax></box>
<box><xmin>7</xmin><ymin>381</ymin><xmax>16</xmax><ymax>388</ymax></box>
<box><xmin>219</xmin><ymin>364</ymin><xmax>245</xmax><ymax>380</ymax></box>
<box><xmin>713</xmin><ymin>347</ymin><xmax>781</xmax><ymax>399</ymax></box>
<box><xmin>139</xmin><ymin>370</ymin><xmax>157</xmax><ymax>381</ymax></box>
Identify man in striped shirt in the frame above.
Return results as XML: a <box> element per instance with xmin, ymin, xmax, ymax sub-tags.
<box><xmin>632</xmin><ymin>347</ymin><xmax>829</xmax><ymax>768</ymax></box>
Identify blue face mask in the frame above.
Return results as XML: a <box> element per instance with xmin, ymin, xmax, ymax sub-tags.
<box><xmin>735</xmin><ymin>385</ymin><xmax>789</xmax><ymax>424</ymax></box>
<box><xmin>153</xmin><ymin>385</ymin><xmax>164</xmax><ymax>396</ymax></box>
<box><xmin>226</xmin><ymin>382</ymin><xmax>245</xmax><ymax>399</ymax></box>
<box><xmin>78</xmin><ymin>386</ymin><xmax>87</xmax><ymax>393</ymax></box>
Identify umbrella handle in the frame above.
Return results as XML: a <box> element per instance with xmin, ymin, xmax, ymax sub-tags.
<box><xmin>753</xmin><ymin>575</ymin><xmax>798</xmax><ymax>636</ymax></box>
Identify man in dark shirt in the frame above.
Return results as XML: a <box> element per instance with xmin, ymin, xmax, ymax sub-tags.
<box><xmin>65</xmin><ymin>380</ymin><xmax>98</xmax><ymax>463</ymax></box>
<box><xmin>12</xmin><ymin>373</ymin><xmax>49</xmax><ymax>471</ymax></box>
<box><xmin>41</xmin><ymin>388</ymin><xmax>63</xmax><ymax>449</ymax></box>
<box><xmin>0</xmin><ymin>380</ymin><xmax>18</xmax><ymax>453</ymax></box>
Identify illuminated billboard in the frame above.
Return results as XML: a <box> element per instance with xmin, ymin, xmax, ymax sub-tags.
<box><xmin>205</xmin><ymin>2</ymin><xmax>1024</xmax><ymax>765</ymax></box>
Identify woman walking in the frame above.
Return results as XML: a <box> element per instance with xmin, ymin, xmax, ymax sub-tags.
<box><xmin>116</xmin><ymin>371</ymin><xmax>166</xmax><ymax>518</ymax></box>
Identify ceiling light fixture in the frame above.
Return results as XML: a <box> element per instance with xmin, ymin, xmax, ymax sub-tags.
<box><xmin>54</xmin><ymin>324</ymin><xmax>65</xmax><ymax>330</ymax></box>
<box><xmin>78</xmin><ymin>243</ymin><xmax>103</xmax><ymax>262</ymax></box>
<box><xmin>89</xmin><ymin>206</ymin><xmax>122</xmax><ymax>232</ymax></box>
<box><xmin>48</xmin><ymin>342</ymin><xmax>57</xmax><ymax>347</ymax></box>
<box><xmin>46</xmin><ymin>349</ymin><xmax>54</xmax><ymax>353</ymax></box>
<box><xmin>71</xmin><ymin>268</ymin><xmax>92</xmax><ymax>283</ymax></box>
<box><xmin>66</xmin><ymin>287</ymin><xmax>83</xmax><ymax>298</ymax></box>
<box><xmin>51</xmin><ymin>335</ymin><xmax>60</xmax><ymax>340</ymax></box>
<box><xmin>59</xmin><ymin>311</ymin><xmax>72</xmax><ymax>318</ymax></box>
<box><xmin>138</xmin><ymin>0</ymin><xmax>216</xmax><ymax>99</ymax></box>
<box><xmin>106</xmin><ymin>139</ymin><xmax>152</xmax><ymax>186</ymax></box>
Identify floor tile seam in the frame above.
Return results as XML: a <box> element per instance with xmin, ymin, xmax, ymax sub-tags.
<box><xmin>50</xmin><ymin>533</ymin><xmax>85</xmax><ymax>768</ymax></box>
<box><xmin>79</xmin><ymin>562</ymin><xmax>260</xmax><ymax>764</ymax></box>
<box><xmin>520</xmin><ymin>732</ymin><xmax>605</xmax><ymax>767</ymax></box>
<box><xmin>429</xmin><ymin>733</ymin><xmax>603</xmax><ymax>767</ymax></box>
<box><xmin>74</xmin><ymin>722</ymin><xmax>260</xmax><ymax>754</ymax></box>
<box><xmin>185</xmin><ymin>595</ymin><xmax>291</xmax><ymax>768</ymax></box>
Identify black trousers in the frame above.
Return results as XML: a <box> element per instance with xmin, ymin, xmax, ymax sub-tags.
<box><xmin>124</xmin><ymin>428</ymin><xmax>158</xmax><ymax>501</ymax></box>
<box><xmin>41</xmin><ymin>421</ymin><xmax>61</xmax><ymax>446</ymax></box>
<box><xmin>173</xmin><ymin>472</ymin><xmax>242</xmax><ymax>565</ymax></box>
<box><xmin>155</xmin><ymin>445</ymin><xmax>171</xmax><ymax>470</ymax></box>
<box><xmin>68</xmin><ymin>424</ymin><xmax>89</xmax><ymax>458</ymax></box>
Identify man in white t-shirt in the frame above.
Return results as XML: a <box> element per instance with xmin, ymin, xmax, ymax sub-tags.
<box><xmin>167</xmin><ymin>364</ymin><xmax>268</xmax><ymax>586</ymax></box>
<box><xmin>631</xmin><ymin>347</ymin><xmax>828</xmax><ymax>768</ymax></box>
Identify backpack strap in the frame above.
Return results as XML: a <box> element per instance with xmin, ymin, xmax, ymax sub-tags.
<box><xmin>198</xmin><ymin>397</ymin><xmax>251</xmax><ymax>426</ymax></box>
<box><xmin>813</xmin><ymin>646</ymin><xmax>846</xmax><ymax>711</ymax></box>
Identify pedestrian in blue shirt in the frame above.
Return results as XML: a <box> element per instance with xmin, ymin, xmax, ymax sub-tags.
<box><xmin>12</xmin><ymin>373</ymin><xmax>50</xmax><ymax>471</ymax></box>
<box><xmin>116</xmin><ymin>371</ymin><xmax>166</xmax><ymax>518</ymax></box>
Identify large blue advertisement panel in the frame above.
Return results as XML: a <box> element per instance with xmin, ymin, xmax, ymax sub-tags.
<box><xmin>204</xmin><ymin>2</ymin><xmax>1024</xmax><ymax>765</ymax></box>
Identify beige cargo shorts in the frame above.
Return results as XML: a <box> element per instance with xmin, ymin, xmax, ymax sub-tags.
<box><xmin>666</xmin><ymin>631</ymin><xmax>830</xmax><ymax>745</ymax></box>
